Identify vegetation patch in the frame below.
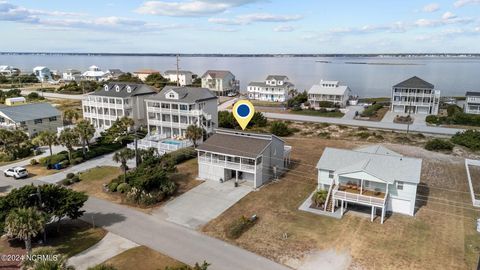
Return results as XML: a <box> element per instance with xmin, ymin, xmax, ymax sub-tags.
<box><xmin>451</xmin><ymin>130</ymin><xmax>480</xmax><ymax>151</ymax></box>
<box><xmin>426</xmin><ymin>105</ymin><xmax>480</xmax><ymax>127</ymax></box>
<box><xmin>290</xmin><ymin>109</ymin><xmax>344</xmax><ymax>118</ymax></box>
<box><xmin>424</xmin><ymin>138</ymin><xmax>454</xmax><ymax>152</ymax></box>
<box><xmin>225</xmin><ymin>215</ymin><xmax>257</xmax><ymax>239</ymax></box>
<box><xmin>360</xmin><ymin>103</ymin><xmax>383</xmax><ymax>117</ymax></box>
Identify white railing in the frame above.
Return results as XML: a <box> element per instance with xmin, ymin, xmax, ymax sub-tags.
<box><xmin>333</xmin><ymin>189</ymin><xmax>386</xmax><ymax>207</ymax></box>
<box><xmin>465</xmin><ymin>159</ymin><xmax>480</xmax><ymax>207</ymax></box>
<box><xmin>128</xmin><ymin>136</ymin><xmax>192</xmax><ymax>154</ymax></box>
<box><xmin>198</xmin><ymin>156</ymin><xmax>256</xmax><ymax>172</ymax></box>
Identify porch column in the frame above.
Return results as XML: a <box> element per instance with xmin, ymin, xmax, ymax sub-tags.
<box><xmin>371</xmin><ymin>206</ymin><xmax>375</xmax><ymax>222</ymax></box>
<box><xmin>360</xmin><ymin>179</ymin><xmax>363</xmax><ymax>195</ymax></box>
<box><xmin>331</xmin><ymin>199</ymin><xmax>334</xmax><ymax>213</ymax></box>
<box><xmin>340</xmin><ymin>200</ymin><xmax>344</xmax><ymax>216</ymax></box>
<box><xmin>235</xmin><ymin>170</ymin><xmax>238</xmax><ymax>183</ymax></box>
<box><xmin>381</xmin><ymin>206</ymin><xmax>385</xmax><ymax>224</ymax></box>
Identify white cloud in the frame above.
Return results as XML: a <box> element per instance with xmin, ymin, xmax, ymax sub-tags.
<box><xmin>454</xmin><ymin>0</ymin><xmax>480</xmax><ymax>8</ymax></box>
<box><xmin>209</xmin><ymin>13</ymin><xmax>302</xmax><ymax>25</ymax></box>
<box><xmin>273</xmin><ymin>25</ymin><xmax>295</xmax><ymax>32</ymax></box>
<box><xmin>136</xmin><ymin>0</ymin><xmax>261</xmax><ymax>17</ymax></box>
<box><xmin>422</xmin><ymin>3</ymin><xmax>440</xmax><ymax>12</ymax></box>
<box><xmin>441</xmin><ymin>11</ymin><xmax>456</xmax><ymax>20</ymax></box>
<box><xmin>415</xmin><ymin>12</ymin><xmax>472</xmax><ymax>27</ymax></box>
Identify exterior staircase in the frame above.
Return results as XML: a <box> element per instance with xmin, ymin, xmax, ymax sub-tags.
<box><xmin>325</xmin><ymin>184</ymin><xmax>336</xmax><ymax>212</ymax></box>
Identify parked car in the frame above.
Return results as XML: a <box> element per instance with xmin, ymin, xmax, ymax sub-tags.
<box><xmin>4</xmin><ymin>167</ymin><xmax>29</xmax><ymax>179</ymax></box>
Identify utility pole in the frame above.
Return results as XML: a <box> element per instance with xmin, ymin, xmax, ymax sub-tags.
<box><xmin>176</xmin><ymin>54</ymin><xmax>180</xmax><ymax>87</ymax></box>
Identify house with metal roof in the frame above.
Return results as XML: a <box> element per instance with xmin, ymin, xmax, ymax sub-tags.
<box><xmin>201</xmin><ymin>70</ymin><xmax>239</xmax><ymax>96</ymax></box>
<box><xmin>391</xmin><ymin>76</ymin><xmax>440</xmax><ymax>115</ymax></box>
<box><xmin>82</xmin><ymin>82</ymin><xmax>157</xmax><ymax>129</ymax></box>
<box><xmin>82</xmin><ymin>65</ymin><xmax>107</xmax><ymax>81</ymax></box>
<box><xmin>144</xmin><ymin>86</ymin><xmax>218</xmax><ymax>138</ymax></box>
<box><xmin>464</xmin><ymin>91</ymin><xmax>480</xmax><ymax>115</ymax></box>
<box><xmin>196</xmin><ymin>129</ymin><xmax>292</xmax><ymax>188</ymax></box>
<box><xmin>316</xmin><ymin>145</ymin><xmax>422</xmax><ymax>223</ymax></box>
<box><xmin>0</xmin><ymin>65</ymin><xmax>20</xmax><ymax>77</ymax></box>
<box><xmin>247</xmin><ymin>75</ymin><xmax>294</xmax><ymax>102</ymax></box>
<box><xmin>308</xmin><ymin>80</ymin><xmax>352</xmax><ymax>108</ymax></box>
<box><xmin>0</xmin><ymin>103</ymin><xmax>62</xmax><ymax>137</ymax></box>
<box><xmin>164</xmin><ymin>70</ymin><xmax>194</xmax><ymax>86</ymax></box>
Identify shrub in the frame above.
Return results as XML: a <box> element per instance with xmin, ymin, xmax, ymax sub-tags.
<box><xmin>225</xmin><ymin>216</ymin><xmax>257</xmax><ymax>239</ymax></box>
<box><xmin>71</xmin><ymin>175</ymin><xmax>80</xmax><ymax>183</ymax></box>
<box><xmin>166</xmin><ymin>147</ymin><xmax>196</xmax><ymax>164</ymax></box>
<box><xmin>451</xmin><ymin>130</ymin><xmax>480</xmax><ymax>151</ymax></box>
<box><xmin>116</xmin><ymin>183</ymin><xmax>131</xmax><ymax>193</ymax></box>
<box><xmin>108</xmin><ymin>182</ymin><xmax>119</xmax><ymax>192</ymax></box>
<box><xmin>426</xmin><ymin>115</ymin><xmax>441</xmax><ymax>125</ymax></box>
<box><xmin>269</xmin><ymin>121</ymin><xmax>292</xmax><ymax>137</ymax></box>
<box><xmin>318</xmin><ymin>101</ymin><xmax>334</xmax><ymax>108</ymax></box>
<box><xmin>39</xmin><ymin>153</ymin><xmax>68</xmax><ymax>166</ymax></box>
<box><xmin>60</xmin><ymin>179</ymin><xmax>72</xmax><ymax>186</ymax></box>
<box><xmin>71</xmin><ymin>157</ymin><xmax>84</xmax><ymax>165</ymax></box>
<box><xmin>355</xmin><ymin>132</ymin><xmax>370</xmax><ymax>139</ymax></box>
<box><xmin>425</xmin><ymin>139</ymin><xmax>454</xmax><ymax>151</ymax></box>
<box><xmin>30</xmin><ymin>159</ymin><xmax>38</xmax><ymax>165</ymax></box>
<box><xmin>311</xmin><ymin>190</ymin><xmax>328</xmax><ymax>207</ymax></box>
<box><xmin>360</xmin><ymin>104</ymin><xmax>383</xmax><ymax>117</ymax></box>
<box><xmin>66</xmin><ymin>173</ymin><xmax>75</xmax><ymax>179</ymax></box>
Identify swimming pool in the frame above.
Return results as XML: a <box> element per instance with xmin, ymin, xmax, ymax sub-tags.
<box><xmin>162</xmin><ymin>140</ymin><xmax>182</xmax><ymax>146</ymax></box>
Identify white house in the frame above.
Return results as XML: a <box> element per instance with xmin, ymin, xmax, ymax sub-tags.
<box><xmin>196</xmin><ymin>129</ymin><xmax>291</xmax><ymax>188</ymax></box>
<box><xmin>0</xmin><ymin>103</ymin><xmax>62</xmax><ymax>137</ymax></box>
<box><xmin>145</xmin><ymin>86</ymin><xmax>218</xmax><ymax>138</ymax></box>
<box><xmin>316</xmin><ymin>145</ymin><xmax>422</xmax><ymax>224</ymax></box>
<box><xmin>82</xmin><ymin>83</ymin><xmax>157</xmax><ymax>130</ymax></box>
<box><xmin>33</xmin><ymin>66</ymin><xmax>53</xmax><ymax>82</ymax></box>
<box><xmin>82</xmin><ymin>65</ymin><xmax>107</xmax><ymax>81</ymax></box>
<box><xmin>391</xmin><ymin>76</ymin><xmax>440</xmax><ymax>115</ymax></box>
<box><xmin>247</xmin><ymin>75</ymin><xmax>294</xmax><ymax>102</ymax></box>
<box><xmin>104</xmin><ymin>69</ymin><xmax>125</xmax><ymax>80</ymax></box>
<box><xmin>308</xmin><ymin>80</ymin><xmax>351</xmax><ymax>108</ymax></box>
<box><xmin>201</xmin><ymin>70</ymin><xmax>239</xmax><ymax>96</ymax></box>
<box><xmin>464</xmin><ymin>92</ymin><xmax>480</xmax><ymax>115</ymax></box>
<box><xmin>133</xmin><ymin>69</ymin><xmax>160</xmax><ymax>81</ymax></box>
<box><xmin>164</xmin><ymin>70</ymin><xmax>194</xmax><ymax>86</ymax></box>
<box><xmin>0</xmin><ymin>66</ymin><xmax>20</xmax><ymax>77</ymax></box>
<box><xmin>62</xmin><ymin>69</ymin><xmax>82</xmax><ymax>81</ymax></box>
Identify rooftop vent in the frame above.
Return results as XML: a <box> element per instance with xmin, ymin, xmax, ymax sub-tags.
<box><xmin>115</xmin><ymin>85</ymin><xmax>120</xmax><ymax>92</ymax></box>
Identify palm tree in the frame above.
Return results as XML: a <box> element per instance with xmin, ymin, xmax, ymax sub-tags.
<box><xmin>311</xmin><ymin>190</ymin><xmax>328</xmax><ymax>208</ymax></box>
<box><xmin>185</xmin><ymin>125</ymin><xmax>204</xmax><ymax>147</ymax></box>
<box><xmin>58</xmin><ymin>128</ymin><xmax>79</xmax><ymax>163</ymax></box>
<box><xmin>75</xmin><ymin>120</ymin><xmax>95</xmax><ymax>157</ymax></box>
<box><xmin>5</xmin><ymin>207</ymin><xmax>46</xmax><ymax>254</ymax></box>
<box><xmin>22</xmin><ymin>247</ymin><xmax>71</xmax><ymax>270</ymax></box>
<box><xmin>32</xmin><ymin>130</ymin><xmax>58</xmax><ymax>156</ymax></box>
<box><xmin>63</xmin><ymin>109</ymin><xmax>79</xmax><ymax>125</ymax></box>
<box><xmin>119</xmin><ymin>117</ymin><xmax>134</xmax><ymax>135</ymax></box>
<box><xmin>0</xmin><ymin>129</ymin><xmax>12</xmax><ymax>152</ymax></box>
<box><xmin>112</xmin><ymin>148</ymin><xmax>135</xmax><ymax>181</ymax></box>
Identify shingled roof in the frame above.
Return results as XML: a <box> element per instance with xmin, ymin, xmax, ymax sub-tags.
<box><xmin>147</xmin><ymin>86</ymin><xmax>217</xmax><ymax>103</ymax></box>
<box><xmin>393</xmin><ymin>76</ymin><xmax>434</xmax><ymax>89</ymax></box>
<box><xmin>89</xmin><ymin>83</ymin><xmax>157</xmax><ymax>98</ymax></box>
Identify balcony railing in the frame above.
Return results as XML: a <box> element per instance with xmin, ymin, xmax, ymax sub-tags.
<box><xmin>198</xmin><ymin>156</ymin><xmax>256</xmax><ymax>172</ymax></box>
<box><xmin>333</xmin><ymin>188</ymin><xmax>386</xmax><ymax>207</ymax></box>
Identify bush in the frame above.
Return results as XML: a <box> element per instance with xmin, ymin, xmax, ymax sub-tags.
<box><xmin>66</xmin><ymin>173</ymin><xmax>75</xmax><ymax>179</ymax></box>
<box><xmin>269</xmin><ymin>121</ymin><xmax>293</xmax><ymax>137</ymax></box>
<box><xmin>225</xmin><ymin>216</ymin><xmax>257</xmax><ymax>239</ymax></box>
<box><xmin>318</xmin><ymin>101</ymin><xmax>335</xmax><ymax>108</ymax></box>
<box><xmin>116</xmin><ymin>183</ymin><xmax>131</xmax><ymax>193</ymax></box>
<box><xmin>361</xmin><ymin>104</ymin><xmax>383</xmax><ymax>117</ymax></box>
<box><xmin>425</xmin><ymin>139</ymin><xmax>454</xmax><ymax>151</ymax></box>
<box><xmin>355</xmin><ymin>132</ymin><xmax>370</xmax><ymax>139</ymax></box>
<box><xmin>30</xmin><ymin>159</ymin><xmax>38</xmax><ymax>165</ymax></box>
<box><xmin>71</xmin><ymin>175</ymin><xmax>80</xmax><ymax>183</ymax></box>
<box><xmin>451</xmin><ymin>130</ymin><xmax>480</xmax><ymax>151</ymax></box>
<box><xmin>166</xmin><ymin>147</ymin><xmax>196</xmax><ymax>164</ymax></box>
<box><xmin>108</xmin><ymin>182</ymin><xmax>119</xmax><ymax>192</ymax></box>
<box><xmin>39</xmin><ymin>153</ymin><xmax>68</xmax><ymax>166</ymax></box>
<box><xmin>71</xmin><ymin>157</ymin><xmax>84</xmax><ymax>165</ymax></box>
<box><xmin>426</xmin><ymin>115</ymin><xmax>441</xmax><ymax>125</ymax></box>
<box><xmin>60</xmin><ymin>179</ymin><xmax>72</xmax><ymax>186</ymax></box>
<box><xmin>311</xmin><ymin>190</ymin><xmax>328</xmax><ymax>207</ymax></box>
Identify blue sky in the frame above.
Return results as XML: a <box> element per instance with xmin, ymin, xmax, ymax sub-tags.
<box><xmin>1</xmin><ymin>0</ymin><xmax>479</xmax><ymax>53</ymax></box>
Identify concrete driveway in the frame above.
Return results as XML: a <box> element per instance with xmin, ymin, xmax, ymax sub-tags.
<box><xmin>154</xmin><ymin>181</ymin><xmax>251</xmax><ymax>229</ymax></box>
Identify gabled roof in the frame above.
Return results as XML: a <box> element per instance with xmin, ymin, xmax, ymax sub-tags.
<box><xmin>146</xmin><ymin>86</ymin><xmax>217</xmax><ymax>103</ymax></box>
<box><xmin>201</xmin><ymin>70</ymin><xmax>233</xmax><ymax>79</ymax></box>
<box><xmin>89</xmin><ymin>82</ymin><xmax>157</xmax><ymax>98</ymax></box>
<box><xmin>466</xmin><ymin>91</ymin><xmax>480</xmax><ymax>97</ymax></box>
<box><xmin>196</xmin><ymin>129</ymin><xmax>283</xmax><ymax>158</ymax></box>
<box><xmin>308</xmin><ymin>82</ymin><xmax>350</xmax><ymax>96</ymax></box>
<box><xmin>266</xmin><ymin>75</ymin><xmax>288</xmax><ymax>81</ymax></box>
<box><xmin>393</xmin><ymin>76</ymin><xmax>434</xmax><ymax>89</ymax></box>
<box><xmin>164</xmin><ymin>70</ymin><xmax>193</xmax><ymax>75</ymax></box>
<box><xmin>134</xmin><ymin>69</ymin><xmax>160</xmax><ymax>74</ymax></box>
<box><xmin>0</xmin><ymin>103</ymin><xmax>60</xmax><ymax>122</ymax></box>
<box><xmin>316</xmin><ymin>145</ymin><xmax>422</xmax><ymax>184</ymax></box>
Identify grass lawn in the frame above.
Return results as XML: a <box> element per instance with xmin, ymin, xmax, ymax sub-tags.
<box><xmin>25</xmin><ymin>164</ymin><xmax>64</xmax><ymax>178</ymax></box>
<box><xmin>290</xmin><ymin>109</ymin><xmax>345</xmax><ymax>118</ymax></box>
<box><xmin>73</xmin><ymin>166</ymin><xmax>124</xmax><ymax>204</ymax></box>
<box><xmin>202</xmin><ymin>137</ymin><xmax>480</xmax><ymax>269</ymax></box>
<box><xmin>170</xmin><ymin>158</ymin><xmax>203</xmax><ymax>196</ymax></box>
<box><xmin>0</xmin><ymin>219</ymin><xmax>106</xmax><ymax>269</ymax></box>
<box><xmin>102</xmin><ymin>246</ymin><xmax>186</xmax><ymax>270</ymax></box>
<box><xmin>51</xmin><ymin>99</ymin><xmax>83</xmax><ymax>118</ymax></box>
<box><xmin>251</xmin><ymin>100</ymin><xmax>284</xmax><ymax>107</ymax></box>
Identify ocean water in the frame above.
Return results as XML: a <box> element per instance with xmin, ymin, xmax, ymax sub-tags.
<box><xmin>1</xmin><ymin>54</ymin><xmax>479</xmax><ymax>97</ymax></box>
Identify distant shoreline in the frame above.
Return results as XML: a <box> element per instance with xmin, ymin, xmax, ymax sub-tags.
<box><xmin>1</xmin><ymin>52</ymin><xmax>480</xmax><ymax>58</ymax></box>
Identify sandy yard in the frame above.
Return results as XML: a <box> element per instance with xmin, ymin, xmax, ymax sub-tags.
<box><xmin>202</xmin><ymin>136</ymin><xmax>480</xmax><ymax>270</ymax></box>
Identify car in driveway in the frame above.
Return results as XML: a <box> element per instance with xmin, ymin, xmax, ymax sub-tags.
<box><xmin>4</xmin><ymin>167</ymin><xmax>29</xmax><ymax>179</ymax></box>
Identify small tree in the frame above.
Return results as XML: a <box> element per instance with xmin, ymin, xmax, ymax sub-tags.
<box><xmin>22</xmin><ymin>247</ymin><xmax>71</xmax><ymax>269</ymax></box>
<box><xmin>269</xmin><ymin>121</ymin><xmax>292</xmax><ymax>137</ymax></box>
<box><xmin>32</xmin><ymin>130</ymin><xmax>58</xmax><ymax>156</ymax></box>
<box><xmin>112</xmin><ymin>148</ymin><xmax>135</xmax><ymax>181</ymax></box>
<box><xmin>185</xmin><ymin>125</ymin><xmax>204</xmax><ymax>147</ymax></box>
<box><xmin>75</xmin><ymin>120</ymin><xmax>95</xmax><ymax>157</ymax></box>
<box><xmin>312</xmin><ymin>190</ymin><xmax>328</xmax><ymax>207</ymax></box>
<box><xmin>63</xmin><ymin>109</ymin><xmax>80</xmax><ymax>125</ymax></box>
<box><xmin>58</xmin><ymin>128</ymin><xmax>79</xmax><ymax>163</ymax></box>
<box><xmin>5</xmin><ymin>207</ymin><xmax>46</xmax><ymax>254</ymax></box>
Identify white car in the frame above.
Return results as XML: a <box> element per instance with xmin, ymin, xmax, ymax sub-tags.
<box><xmin>4</xmin><ymin>167</ymin><xmax>29</xmax><ymax>179</ymax></box>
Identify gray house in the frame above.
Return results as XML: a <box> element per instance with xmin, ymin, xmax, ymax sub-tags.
<box><xmin>0</xmin><ymin>103</ymin><xmax>62</xmax><ymax>137</ymax></box>
<box><xmin>391</xmin><ymin>76</ymin><xmax>440</xmax><ymax>115</ymax></box>
<box><xmin>464</xmin><ymin>91</ymin><xmax>480</xmax><ymax>115</ymax></box>
<box><xmin>196</xmin><ymin>129</ymin><xmax>291</xmax><ymax>188</ymax></box>
<box><xmin>316</xmin><ymin>145</ymin><xmax>422</xmax><ymax>223</ymax></box>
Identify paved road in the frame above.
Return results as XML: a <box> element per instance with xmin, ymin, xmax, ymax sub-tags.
<box><xmin>218</xmin><ymin>97</ymin><xmax>238</xmax><ymax>111</ymax></box>
<box><xmin>81</xmin><ymin>197</ymin><xmax>289</xmax><ymax>270</ymax></box>
<box><xmin>263</xmin><ymin>112</ymin><xmax>463</xmax><ymax>136</ymax></box>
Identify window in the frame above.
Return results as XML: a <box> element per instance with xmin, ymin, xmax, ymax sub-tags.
<box><xmin>48</xmin><ymin>116</ymin><xmax>57</xmax><ymax>122</ymax></box>
<box><xmin>328</xmin><ymin>170</ymin><xmax>334</xmax><ymax>178</ymax></box>
<box><xmin>34</xmin><ymin>119</ymin><xmax>43</xmax><ymax>124</ymax></box>
<box><xmin>396</xmin><ymin>181</ymin><xmax>404</xmax><ymax>190</ymax></box>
